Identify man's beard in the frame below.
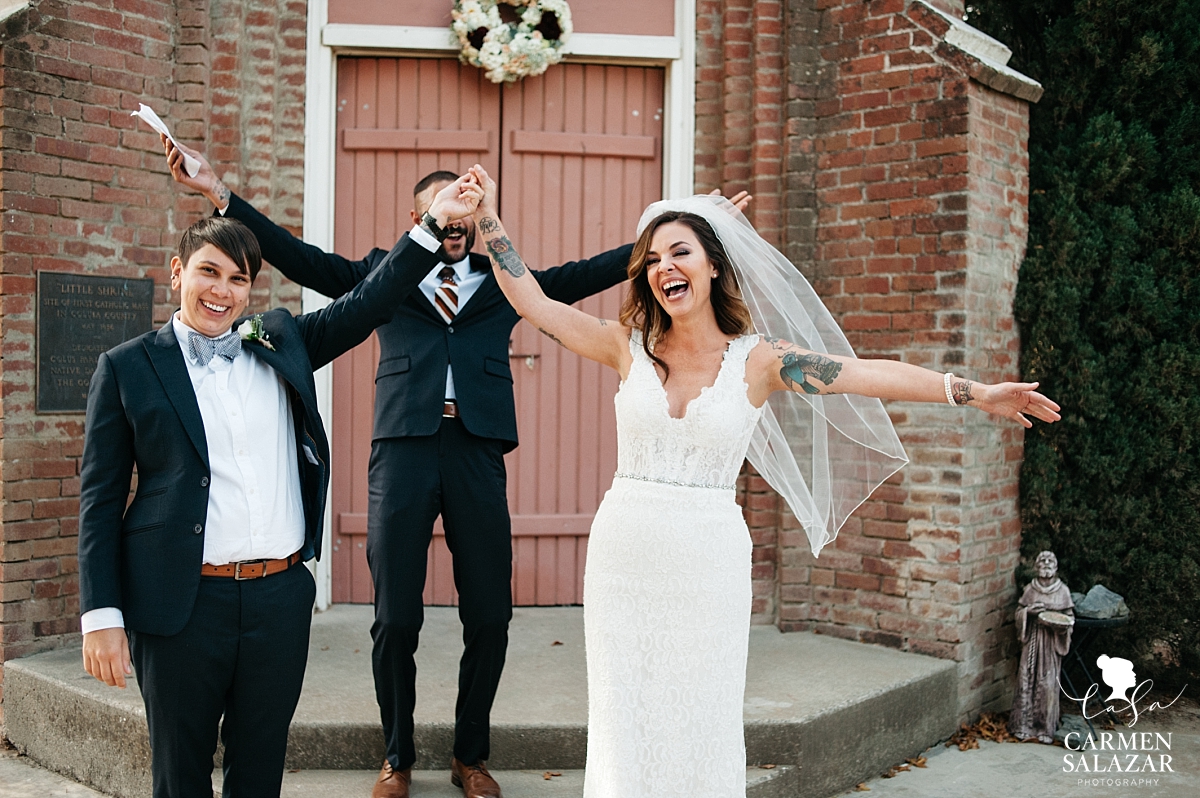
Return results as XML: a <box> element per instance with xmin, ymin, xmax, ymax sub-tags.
<box><xmin>437</xmin><ymin>223</ymin><xmax>476</xmax><ymax>264</ymax></box>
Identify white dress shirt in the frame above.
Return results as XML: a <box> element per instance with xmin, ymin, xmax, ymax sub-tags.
<box><xmin>409</xmin><ymin>230</ymin><xmax>487</xmax><ymax>400</ymax></box>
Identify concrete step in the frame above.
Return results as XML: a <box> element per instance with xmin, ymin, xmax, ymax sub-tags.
<box><xmin>5</xmin><ymin>605</ymin><xmax>956</xmax><ymax>798</ymax></box>
<box><xmin>212</xmin><ymin>766</ymin><xmax>799</xmax><ymax>797</ymax></box>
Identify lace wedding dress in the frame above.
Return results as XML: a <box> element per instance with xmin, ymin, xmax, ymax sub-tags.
<box><xmin>583</xmin><ymin>332</ymin><xmax>764</xmax><ymax>798</ymax></box>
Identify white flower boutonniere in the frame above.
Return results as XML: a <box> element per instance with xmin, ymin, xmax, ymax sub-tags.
<box><xmin>237</xmin><ymin>314</ymin><xmax>276</xmax><ymax>351</ymax></box>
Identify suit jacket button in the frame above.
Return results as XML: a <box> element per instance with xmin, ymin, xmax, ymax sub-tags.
<box><xmin>200</xmin><ymin>477</ymin><xmax>209</xmax><ymax>487</ymax></box>
<box><xmin>447</xmin><ymin>326</ymin><xmax>454</xmax><ymax>334</ymax></box>
<box><xmin>193</xmin><ymin>524</ymin><xmax>203</xmax><ymax>534</ymax></box>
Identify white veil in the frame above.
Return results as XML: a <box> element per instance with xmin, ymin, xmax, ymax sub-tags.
<box><xmin>636</xmin><ymin>195</ymin><xmax>909</xmax><ymax>556</ymax></box>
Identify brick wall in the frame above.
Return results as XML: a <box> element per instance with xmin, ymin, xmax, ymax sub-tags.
<box><xmin>699</xmin><ymin>0</ymin><xmax>1033</xmax><ymax>719</ymax></box>
<box><xmin>775</xmin><ymin>0</ymin><xmax>1034</xmax><ymax>721</ymax></box>
<box><xmin>695</xmin><ymin>0</ymin><xmax>786</xmax><ymax>247</ymax></box>
<box><xmin>0</xmin><ymin>0</ymin><xmax>307</xmax><ymax>713</ymax></box>
<box><xmin>697</xmin><ymin>0</ymin><xmax>788</xmax><ymax>624</ymax></box>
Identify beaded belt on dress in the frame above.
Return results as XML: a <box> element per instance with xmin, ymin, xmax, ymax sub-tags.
<box><xmin>613</xmin><ymin>472</ymin><xmax>736</xmax><ymax>491</ymax></box>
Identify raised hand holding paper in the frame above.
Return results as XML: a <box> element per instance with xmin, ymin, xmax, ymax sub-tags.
<box><xmin>131</xmin><ymin>103</ymin><xmax>200</xmax><ymax>177</ymax></box>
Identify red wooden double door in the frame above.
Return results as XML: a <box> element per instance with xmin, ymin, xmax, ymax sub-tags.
<box><xmin>329</xmin><ymin>57</ymin><xmax>665</xmax><ymax>606</ymax></box>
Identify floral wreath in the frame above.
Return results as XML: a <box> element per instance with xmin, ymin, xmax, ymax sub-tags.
<box><xmin>451</xmin><ymin>0</ymin><xmax>573</xmax><ymax>84</ymax></box>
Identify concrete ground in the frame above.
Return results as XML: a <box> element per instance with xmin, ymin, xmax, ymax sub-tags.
<box><xmin>0</xmin><ymin>754</ymin><xmax>793</xmax><ymax>798</ymax></box>
<box><xmin>7</xmin><ymin>681</ymin><xmax>1200</xmax><ymax>798</ymax></box>
<box><xmin>7</xmin><ymin>727</ymin><xmax>1200</xmax><ymax>798</ymax></box>
<box><xmin>835</xmin><ymin>707</ymin><xmax>1200</xmax><ymax>798</ymax></box>
<box><xmin>5</xmin><ymin>604</ymin><xmax>957</xmax><ymax>798</ymax></box>
<box><xmin>1</xmin><ymin>744</ymin><xmax>104</xmax><ymax>797</ymax></box>
<box><xmin>9</xmin><ymin>602</ymin><xmax>1197</xmax><ymax>798</ymax></box>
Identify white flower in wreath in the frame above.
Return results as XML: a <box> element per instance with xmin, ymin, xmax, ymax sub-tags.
<box><xmin>451</xmin><ymin>0</ymin><xmax>573</xmax><ymax>84</ymax></box>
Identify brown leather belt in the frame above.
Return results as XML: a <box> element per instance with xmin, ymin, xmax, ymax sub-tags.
<box><xmin>443</xmin><ymin>400</ymin><xmax>459</xmax><ymax>418</ymax></box>
<box><xmin>201</xmin><ymin>552</ymin><xmax>302</xmax><ymax>580</ymax></box>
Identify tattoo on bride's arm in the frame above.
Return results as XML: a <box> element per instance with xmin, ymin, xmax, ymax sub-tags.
<box><xmin>598</xmin><ymin>319</ymin><xmax>608</xmax><ymax>327</ymax></box>
<box><xmin>779</xmin><ymin>351</ymin><xmax>843</xmax><ymax>395</ymax></box>
<box><xmin>538</xmin><ymin>327</ymin><xmax>566</xmax><ymax>347</ymax></box>
<box><xmin>485</xmin><ymin>235</ymin><xmax>527</xmax><ymax>278</ymax></box>
<box><xmin>478</xmin><ymin>216</ymin><xmax>499</xmax><ymax>234</ymax></box>
<box><xmin>951</xmin><ymin>378</ymin><xmax>974</xmax><ymax>406</ymax></box>
<box><xmin>215</xmin><ymin>181</ymin><xmax>230</xmax><ymax>208</ymax></box>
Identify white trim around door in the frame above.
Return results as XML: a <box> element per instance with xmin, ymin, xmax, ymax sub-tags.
<box><xmin>302</xmin><ymin>0</ymin><xmax>336</xmax><ymax>611</ymax></box>
<box><xmin>302</xmin><ymin>0</ymin><xmax>697</xmax><ymax>608</ymax></box>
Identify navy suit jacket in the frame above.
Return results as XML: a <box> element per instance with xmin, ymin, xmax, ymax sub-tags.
<box><xmin>78</xmin><ymin>232</ymin><xmax>439</xmax><ymax>636</ymax></box>
<box><xmin>225</xmin><ymin>193</ymin><xmax>633</xmax><ymax>451</ymax></box>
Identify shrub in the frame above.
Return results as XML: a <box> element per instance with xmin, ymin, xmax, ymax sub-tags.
<box><xmin>968</xmin><ymin>0</ymin><xmax>1200</xmax><ymax>682</ymax></box>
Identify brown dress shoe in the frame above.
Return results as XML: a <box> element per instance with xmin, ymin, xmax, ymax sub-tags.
<box><xmin>450</xmin><ymin>757</ymin><xmax>502</xmax><ymax>798</ymax></box>
<box><xmin>371</xmin><ymin>760</ymin><xmax>412</xmax><ymax>798</ymax></box>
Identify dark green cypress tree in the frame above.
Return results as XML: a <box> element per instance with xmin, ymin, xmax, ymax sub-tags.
<box><xmin>967</xmin><ymin>0</ymin><xmax>1200</xmax><ymax>681</ymax></box>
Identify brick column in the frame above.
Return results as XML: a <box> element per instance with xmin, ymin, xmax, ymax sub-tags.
<box><xmin>777</xmin><ymin>0</ymin><xmax>1040</xmax><ymax>720</ymax></box>
<box><xmin>696</xmin><ymin>0</ymin><xmax>789</xmax><ymax>623</ymax></box>
<box><xmin>208</xmin><ymin>0</ymin><xmax>306</xmax><ymax>310</ymax></box>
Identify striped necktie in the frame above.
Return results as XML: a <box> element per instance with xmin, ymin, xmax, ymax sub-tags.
<box><xmin>434</xmin><ymin>266</ymin><xmax>459</xmax><ymax>324</ymax></box>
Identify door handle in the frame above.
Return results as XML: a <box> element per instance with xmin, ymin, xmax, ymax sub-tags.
<box><xmin>508</xmin><ymin>353</ymin><xmax>540</xmax><ymax>370</ymax></box>
<box><xmin>508</xmin><ymin>339</ymin><xmax>540</xmax><ymax>371</ymax></box>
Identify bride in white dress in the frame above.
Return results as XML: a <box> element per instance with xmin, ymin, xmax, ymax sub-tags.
<box><xmin>465</xmin><ymin>166</ymin><xmax>1060</xmax><ymax>797</ymax></box>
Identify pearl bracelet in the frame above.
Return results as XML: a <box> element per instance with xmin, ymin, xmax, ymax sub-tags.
<box><xmin>943</xmin><ymin>372</ymin><xmax>957</xmax><ymax>406</ymax></box>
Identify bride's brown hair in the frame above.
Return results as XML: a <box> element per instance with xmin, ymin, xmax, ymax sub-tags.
<box><xmin>619</xmin><ymin>211</ymin><xmax>752</xmax><ymax>380</ymax></box>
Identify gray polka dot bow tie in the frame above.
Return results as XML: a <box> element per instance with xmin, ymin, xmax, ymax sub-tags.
<box><xmin>188</xmin><ymin>330</ymin><xmax>242</xmax><ymax>366</ymax></box>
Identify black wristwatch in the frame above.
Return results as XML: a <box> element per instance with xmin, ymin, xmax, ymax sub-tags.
<box><xmin>420</xmin><ymin>211</ymin><xmax>450</xmax><ymax>242</ymax></box>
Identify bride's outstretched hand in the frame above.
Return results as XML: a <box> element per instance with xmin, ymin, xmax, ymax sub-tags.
<box><xmin>972</xmin><ymin>382</ymin><xmax>1061</xmax><ymax>428</ymax></box>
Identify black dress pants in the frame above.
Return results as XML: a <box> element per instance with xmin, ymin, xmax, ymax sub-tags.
<box><xmin>128</xmin><ymin>563</ymin><xmax>315</xmax><ymax>798</ymax></box>
<box><xmin>367</xmin><ymin>418</ymin><xmax>513</xmax><ymax>770</ymax></box>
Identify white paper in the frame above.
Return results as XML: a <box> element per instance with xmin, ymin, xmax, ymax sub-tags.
<box><xmin>131</xmin><ymin>103</ymin><xmax>201</xmax><ymax>178</ymax></box>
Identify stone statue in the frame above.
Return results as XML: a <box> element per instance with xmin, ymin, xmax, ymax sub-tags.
<box><xmin>1009</xmin><ymin>550</ymin><xmax>1074</xmax><ymax>743</ymax></box>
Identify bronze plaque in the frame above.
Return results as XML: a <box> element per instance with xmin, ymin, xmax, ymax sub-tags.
<box><xmin>38</xmin><ymin>271</ymin><xmax>155</xmax><ymax>413</ymax></box>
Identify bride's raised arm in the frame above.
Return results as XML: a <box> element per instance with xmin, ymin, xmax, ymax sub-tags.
<box><xmin>468</xmin><ymin>165</ymin><xmax>631</xmax><ymax>373</ymax></box>
<box><xmin>746</xmin><ymin>338</ymin><xmax>1062</xmax><ymax>429</ymax></box>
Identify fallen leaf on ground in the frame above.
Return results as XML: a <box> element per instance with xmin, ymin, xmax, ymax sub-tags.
<box><xmin>759</xmin><ymin>764</ymin><xmax>776</xmax><ymax>769</ymax></box>
<box><xmin>542</xmin><ymin>771</ymin><xmax>562</xmax><ymax>780</ymax></box>
<box><xmin>853</xmin><ymin>783</ymin><xmax>870</xmax><ymax>792</ymax></box>
<box><xmin>551</xmin><ymin>641</ymin><xmax>563</xmax><ymax>646</ymax></box>
<box><xmin>947</xmin><ymin>711</ymin><xmax>1018</xmax><ymax>750</ymax></box>
<box><xmin>906</xmin><ymin>756</ymin><xmax>927</xmax><ymax>768</ymax></box>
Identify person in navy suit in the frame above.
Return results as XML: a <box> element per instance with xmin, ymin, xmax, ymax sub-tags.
<box><xmin>77</xmin><ymin>174</ymin><xmax>482</xmax><ymax>798</ymax></box>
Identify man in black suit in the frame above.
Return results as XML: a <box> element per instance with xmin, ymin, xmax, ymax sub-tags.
<box><xmin>78</xmin><ymin>174</ymin><xmax>481</xmax><ymax>798</ymax></box>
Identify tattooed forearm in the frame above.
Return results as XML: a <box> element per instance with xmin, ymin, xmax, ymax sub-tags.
<box><xmin>598</xmin><ymin>318</ymin><xmax>608</xmax><ymax>327</ymax></box>
<box><xmin>485</xmin><ymin>235</ymin><xmax>527</xmax><ymax>278</ymax></box>
<box><xmin>214</xmin><ymin>181</ymin><xmax>230</xmax><ymax>208</ymax></box>
<box><xmin>951</xmin><ymin>379</ymin><xmax>974</xmax><ymax>406</ymax></box>
<box><xmin>478</xmin><ymin>215</ymin><xmax>499</xmax><ymax>234</ymax></box>
<box><xmin>780</xmin><ymin>351</ymin><xmax>843</xmax><ymax>395</ymax></box>
<box><xmin>539</xmin><ymin>327</ymin><xmax>566</xmax><ymax>347</ymax></box>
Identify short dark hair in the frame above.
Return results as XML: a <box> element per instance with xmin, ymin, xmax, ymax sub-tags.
<box><xmin>177</xmin><ymin>217</ymin><xmax>263</xmax><ymax>282</ymax></box>
<box><xmin>414</xmin><ymin>170</ymin><xmax>459</xmax><ymax>198</ymax></box>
